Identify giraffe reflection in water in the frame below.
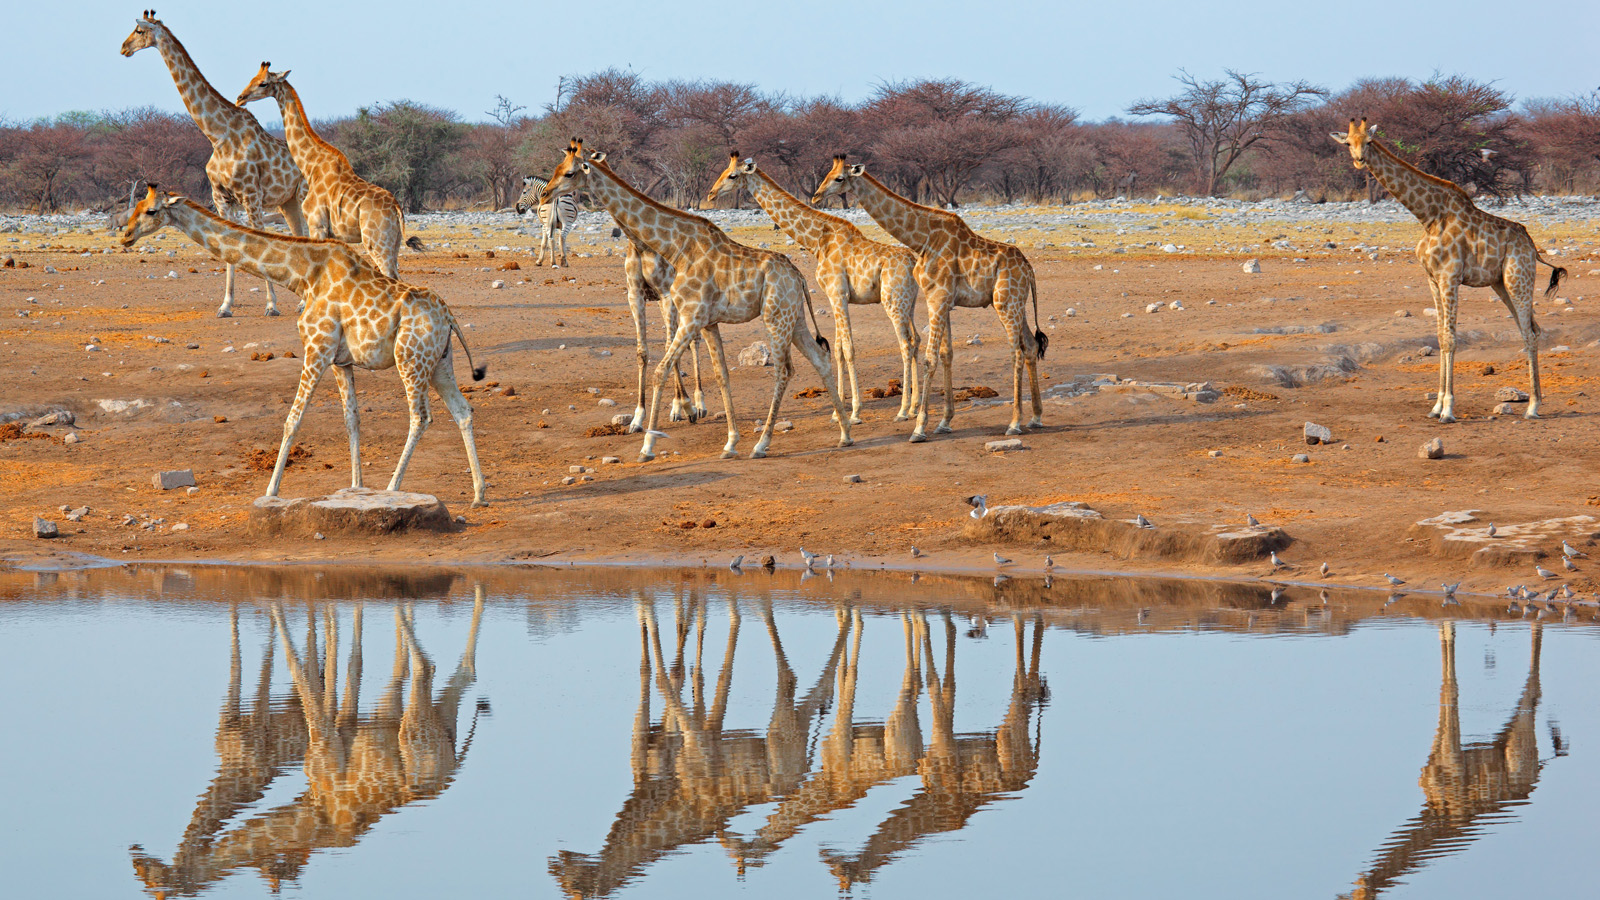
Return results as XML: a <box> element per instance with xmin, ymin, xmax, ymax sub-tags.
<box><xmin>549</xmin><ymin>596</ymin><xmax>1046</xmax><ymax>898</ymax></box>
<box><xmin>129</xmin><ymin>589</ymin><xmax>487</xmax><ymax>897</ymax></box>
<box><xmin>1344</xmin><ymin>622</ymin><xmax>1550</xmax><ymax>900</ymax></box>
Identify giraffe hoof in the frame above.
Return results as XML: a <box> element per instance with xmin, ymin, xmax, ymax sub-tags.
<box><xmin>216</xmin><ymin>308</ymin><xmax>233</xmax><ymax>318</ymax></box>
<box><xmin>908</xmin><ymin>432</ymin><xmax>927</xmax><ymax>444</ymax></box>
<box><xmin>1438</xmin><ymin>414</ymin><xmax>1457</xmax><ymax>425</ymax></box>
<box><xmin>1028</xmin><ymin>417</ymin><xmax>1044</xmax><ymax>428</ymax></box>
<box><xmin>838</xmin><ymin>438</ymin><xmax>854</xmax><ymax>448</ymax></box>
<box><xmin>1006</xmin><ymin>426</ymin><xmax>1024</xmax><ymax>436</ymax></box>
<box><xmin>1427</xmin><ymin>409</ymin><xmax>1441</xmax><ymax>419</ymax></box>
<box><xmin>750</xmin><ymin>449</ymin><xmax>768</xmax><ymax>459</ymax></box>
<box><xmin>720</xmin><ymin>450</ymin><xmax>737</xmax><ymax>460</ymax></box>
<box><xmin>470</xmin><ymin>500</ymin><xmax>489</xmax><ymax>509</ymax></box>
<box><xmin>893</xmin><ymin>414</ymin><xmax>910</xmax><ymax>422</ymax></box>
<box><xmin>934</xmin><ymin>423</ymin><xmax>952</xmax><ymax>435</ymax></box>
<box><xmin>1524</xmin><ymin>411</ymin><xmax>1540</xmax><ymax>420</ymax></box>
<box><xmin>637</xmin><ymin>453</ymin><xmax>655</xmax><ymax>463</ymax></box>
<box><xmin>264</xmin><ymin>307</ymin><xmax>280</xmax><ymax>317</ymax></box>
<box><xmin>849</xmin><ymin>416</ymin><xmax>863</xmax><ymax>426</ymax></box>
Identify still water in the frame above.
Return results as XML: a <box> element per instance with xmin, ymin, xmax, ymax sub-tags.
<box><xmin>2</xmin><ymin>565</ymin><xmax>1596</xmax><ymax>899</ymax></box>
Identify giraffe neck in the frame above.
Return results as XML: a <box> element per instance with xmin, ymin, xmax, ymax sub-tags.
<box><xmin>748</xmin><ymin>170</ymin><xmax>842</xmax><ymax>252</ymax></box>
<box><xmin>585</xmin><ymin>165</ymin><xmax>713</xmax><ymax>264</ymax></box>
<box><xmin>848</xmin><ymin>173</ymin><xmax>942</xmax><ymax>253</ymax></box>
<box><xmin>272</xmin><ymin>82</ymin><xmax>348</xmax><ymax>173</ymax></box>
<box><xmin>165</xmin><ymin>201</ymin><xmax>314</xmax><ymax>293</ymax></box>
<box><xmin>1363</xmin><ymin>140</ymin><xmax>1467</xmax><ymax>224</ymax></box>
<box><xmin>151</xmin><ymin>24</ymin><xmax>255</xmax><ymax>146</ymax></box>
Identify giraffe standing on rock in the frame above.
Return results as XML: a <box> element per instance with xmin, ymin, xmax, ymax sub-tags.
<box><xmin>705</xmin><ymin>153</ymin><xmax>921</xmax><ymax>424</ymax></box>
<box><xmin>540</xmin><ymin>143</ymin><xmax>851</xmax><ymax>462</ymax></box>
<box><xmin>120</xmin><ymin>186</ymin><xmax>488</xmax><ymax>506</ymax></box>
<box><xmin>1334</xmin><ymin>118</ymin><xmax>1565</xmax><ymax>421</ymax></box>
<box><xmin>811</xmin><ymin>156</ymin><xmax>1047</xmax><ymax>442</ymax></box>
<box><xmin>236</xmin><ymin>64</ymin><xmax>422</xmax><ymax>279</ymax></box>
<box><xmin>121</xmin><ymin>11</ymin><xmax>308</xmax><ymax>317</ymax></box>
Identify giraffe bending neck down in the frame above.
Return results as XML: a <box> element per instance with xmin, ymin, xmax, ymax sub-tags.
<box><xmin>1334</xmin><ymin>118</ymin><xmax>1565</xmax><ymax>421</ymax></box>
<box><xmin>812</xmin><ymin>156</ymin><xmax>1046</xmax><ymax>441</ymax></box>
<box><xmin>121</xmin><ymin>11</ymin><xmax>308</xmax><ymax>317</ymax></box>
<box><xmin>120</xmin><ymin>186</ymin><xmax>488</xmax><ymax>506</ymax></box>
<box><xmin>706</xmin><ymin>153</ymin><xmax>921</xmax><ymax>424</ymax></box>
<box><xmin>237</xmin><ymin>64</ymin><xmax>419</xmax><ymax>279</ymax></box>
<box><xmin>541</xmin><ymin>142</ymin><xmax>851</xmax><ymax>462</ymax></box>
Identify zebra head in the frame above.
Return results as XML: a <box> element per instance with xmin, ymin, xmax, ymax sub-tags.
<box><xmin>702</xmin><ymin>150</ymin><xmax>756</xmax><ymax>210</ymax></box>
<box><xmin>515</xmin><ymin>175</ymin><xmax>546</xmax><ymax>215</ymax></box>
<box><xmin>811</xmin><ymin>154</ymin><xmax>864</xmax><ymax>206</ymax></box>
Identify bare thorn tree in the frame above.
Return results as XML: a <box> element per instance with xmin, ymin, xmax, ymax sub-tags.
<box><xmin>486</xmin><ymin>94</ymin><xmax>526</xmax><ymax>127</ymax></box>
<box><xmin>1130</xmin><ymin>69</ymin><xmax>1326</xmax><ymax>196</ymax></box>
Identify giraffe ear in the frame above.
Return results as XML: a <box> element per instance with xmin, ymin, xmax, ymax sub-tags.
<box><xmin>163</xmin><ymin>195</ymin><xmax>186</xmax><ymax>207</ymax></box>
<box><xmin>589</xmin><ymin>150</ymin><xmax>607</xmax><ymax>164</ymax></box>
<box><xmin>1330</xmin><ymin>132</ymin><xmax>1349</xmax><ymax>144</ymax></box>
<box><xmin>847</xmin><ymin>164</ymin><xmax>865</xmax><ymax>176</ymax></box>
<box><xmin>741</xmin><ymin>160</ymin><xmax>756</xmax><ymax>174</ymax></box>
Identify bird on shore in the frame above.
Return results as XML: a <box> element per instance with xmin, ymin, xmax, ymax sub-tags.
<box><xmin>1563</xmin><ymin>556</ymin><xmax>1578</xmax><ymax>572</ymax></box>
<box><xmin>1441</xmin><ymin>581</ymin><xmax>1460</xmax><ymax>597</ymax></box>
<box><xmin>1270</xmin><ymin>551</ymin><xmax>1287</xmax><ymax>570</ymax></box>
<box><xmin>994</xmin><ymin>552</ymin><xmax>1014</xmax><ymax>566</ymax></box>
<box><xmin>1563</xmin><ymin>541</ymin><xmax>1587</xmax><ymax>558</ymax></box>
<box><xmin>1487</xmin><ymin>523</ymin><xmax>1497</xmax><ymax>537</ymax></box>
<box><xmin>1505</xmin><ymin>585</ymin><xmax>1520</xmax><ymax>599</ymax></box>
<box><xmin>1536</xmin><ymin>564</ymin><xmax>1558</xmax><ymax>579</ymax></box>
<box><xmin>1562</xmin><ymin>584</ymin><xmax>1575</xmax><ymax>599</ymax></box>
<box><xmin>911</xmin><ymin>546</ymin><xmax>923</xmax><ymax>558</ymax></box>
<box><xmin>1134</xmin><ymin>514</ymin><xmax>1153</xmax><ymax>528</ymax></box>
<box><xmin>967</xmin><ymin>495</ymin><xmax>988</xmax><ymax>520</ymax></box>
<box><xmin>730</xmin><ymin>555</ymin><xmax>744</xmax><ymax>570</ymax></box>
<box><xmin>1384</xmin><ymin>573</ymin><xmax>1406</xmax><ymax>587</ymax></box>
<box><xmin>1247</xmin><ymin>513</ymin><xmax>1260</xmax><ymax>527</ymax></box>
<box><xmin>825</xmin><ymin>554</ymin><xmax>835</xmax><ymax>568</ymax></box>
<box><xmin>800</xmin><ymin>548</ymin><xmax>819</xmax><ymax>568</ymax></box>
<box><xmin>1044</xmin><ymin>555</ymin><xmax>1054</xmax><ymax>569</ymax></box>
<box><xmin>1321</xmin><ymin>562</ymin><xmax>1330</xmax><ymax>577</ymax></box>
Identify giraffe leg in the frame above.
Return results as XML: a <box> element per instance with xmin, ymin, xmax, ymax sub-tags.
<box><xmin>937</xmin><ymin>316</ymin><xmax>956</xmax><ymax>434</ymax></box>
<box><xmin>660</xmin><ymin>298</ymin><xmax>693</xmax><ymax>423</ymax></box>
<box><xmin>265</xmin><ymin>349</ymin><xmax>334</xmax><ymax>498</ymax></box>
<box><xmin>332</xmin><ymin>364</ymin><xmax>363</xmax><ymax>489</ymax></box>
<box><xmin>1500</xmin><ymin>256</ymin><xmax>1542</xmax><ymax>418</ymax></box>
<box><xmin>1424</xmin><ymin>277</ymin><xmax>1448</xmax><ymax>419</ymax></box>
<box><xmin>995</xmin><ymin>279</ymin><xmax>1030</xmax><ymax>435</ymax></box>
<box><xmin>792</xmin><ymin>318</ymin><xmax>853</xmax><ymax>449</ymax></box>
<box><xmin>689</xmin><ymin>337</ymin><xmax>708</xmax><ymax>421</ymax></box>
<box><xmin>912</xmin><ymin>289</ymin><xmax>953</xmax><ymax>442</ymax></box>
<box><xmin>626</xmin><ymin>273</ymin><xmax>650</xmax><ymax>433</ymax></box>
<box><xmin>213</xmin><ymin>183</ymin><xmax>241</xmax><ymax>318</ymax></box>
<box><xmin>818</xmin><ymin>270</ymin><xmax>861</xmax><ymax>425</ymax></box>
<box><xmin>243</xmin><ymin>203</ymin><xmax>284</xmax><ymax>317</ymax></box>
<box><xmin>1435</xmin><ymin>279</ymin><xmax>1460</xmax><ymax>423</ymax></box>
<box><xmin>886</xmin><ymin>273</ymin><xmax>920</xmax><ymax>421</ymax></box>
<box><xmin>429</xmin><ymin>353</ymin><xmax>488</xmax><ymax>507</ymax></box>
<box><xmin>640</xmin><ymin>303</ymin><xmax>705</xmax><ymax>462</ymax></box>
<box><xmin>751</xmin><ymin>339</ymin><xmax>792</xmax><ymax>460</ymax></box>
<box><xmin>385</xmin><ymin>356</ymin><xmax>434</xmax><ymax>494</ymax></box>
<box><xmin>699</xmin><ymin>325</ymin><xmax>740</xmax><ymax>457</ymax></box>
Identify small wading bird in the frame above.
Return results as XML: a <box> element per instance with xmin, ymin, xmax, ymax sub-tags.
<box><xmin>1044</xmin><ymin>555</ymin><xmax>1054</xmax><ymax>569</ymax></box>
<box><xmin>1488</xmin><ymin>523</ymin><xmax>1497</xmax><ymax>537</ymax></box>
<box><xmin>994</xmin><ymin>552</ymin><xmax>1014</xmax><ymax>566</ymax></box>
<box><xmin>1564</xmin><ymin>556</ymin><xmax>1578</xmax><ymax>572</ymax></box>
<box><xmin>1134</xmin><ymin>514</ymin><xmax>1153</xmax><ymax>528</ymax></box>
<box><xmin>1270</xmin><ymin>551</ymin><xmax>1287</xmax><ymax>570</ymax></box>
<box><xmin>1563</xmin><ymin>541</ymin><xmax>1586</xmax><ymax>558</ymax></box>
<box><xmin>1247</xmin><ymin>513</ymin><xmax>1260</xmax><ymax>527</ymax></box>
<box><xmin>911</xmin><ymin>546</ymin><xmax>922</xmax><ymax>558</ymax></box>
<box><xmin>800</xmin><ymin>548</ymin><xmax>819</xmax><ymax>568</ymax></box>
<box><xmin>730</xmin><ymin>555</ymin><xmax>743</xmax><ymax>570</ymax></box>
<box><xmin>1536</xmin><ymin>564</ymin><xmax>1558</xmax><ymax>579</ymax></box>
<box><xmin>1384</xmin><ymin>573</ymin><xmax>1406</xmax><ymax>587</ymax></box>
<box><xmin>1320</xmin><ymin>562</ymin><xmax>1330</xmax><ymax>577</ymax></box>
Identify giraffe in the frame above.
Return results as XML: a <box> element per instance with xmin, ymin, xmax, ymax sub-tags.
<box><xmin>812</xmin><ymin>155</ymin><xmax>1047</xmax><ymax>441</ymax></box>
<box><xmin>548</xmin><ymin>593</ymin><xmax>852</xmax><ymax>899</ymax></box>
<box><xmin>121</xmin><ymin>11</ymin><xmax>309</xmax><ymax>317</ymax></box>
<box><xmin>1344</xmin><ymin>622</ymin><xmax>1547</xmax><ymax>900</ymax></box>
<box><xmin>120</xmin><ymin>185</ymin><xmax>488</xmax><ymax>506</ymax></box>
<box><xmin>131</xmin><ymin>595</ymin><xmax>487</xmax><ymax>897</ymax></box>
<box><xmin>821</xmin><ymin>611</ymin><xmax>1045</xmax><ymax>891</ymax></box>
<box><xmin>236</xmin><ymin>64</ymin><xmax>422</xmax><ymax>279</ymax></box>
<box><xmin>1333</xmin><ymin>118</ymin><xmax>1567</xmax><ymax>422</ymax></box>
<box><xmin>541</xmin><ymin>142</ymin><xmax>851</xmax><ymax>461</ymax></box>
<box><xmin>705</xmin><ymin>152</ymin><xmax>921</xmax><ymax>424</ymax></box>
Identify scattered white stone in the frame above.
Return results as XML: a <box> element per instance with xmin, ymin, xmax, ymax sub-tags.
<box><xmin>1420</xmin><ymin>437</ymin><xmax>1445</xmax><ymax>460</ymax></box>
<box><xmin>1146</xmin><ymin>303</ymin><xmax>1162</xmax><ymax>314</ymax></box>
<box><xmin>966</xmin><ymin>334</ymin><xmax>982</xmax><ymax>346</ymax></box>
<box><xmin>63</xmin><ymin>432</ymin><xmax>79</xmax><ymax>444</ymax></box>
<box><xmin>1161</xmin><ymin>243</ymin><xmax>1178</xmax><ymax>253</ymax></box>
<box><xmin>1242</xmin><ymin>259</ymin><xmax>1261</xmax><ymax>274</ymax></box>
<box><xmin>738</xmin><ymin>341</ymin><xmax>773</xmax><ymax>367</ymax></box>
<box><xmin>186</xmin><ymin>486</ymin><xmax>199</xmax><ymax>495</ymax></box>
<box><xmin>598</xmin><ymin>398</ymin><xmax>617</xmax><ymax>407</ymax></box>
<box><xmin>1065</xmin><ymin>308</ymin><xmax>1077</xmax><ymax>317</ymax></box>
<box><xmin>842</xmin><ymin>474</ymin><xmax>863</xmax><ymax>483</ymax></box>
<box><xmin>1304</xmin><ymin>422</ymin><xmax>1334</xmax><ymax>445</ymax></box>
<box><xmin>1291</xmin><ymin>453</ymin><xmax>1311</xmax><ymax>463</ymax></box>
<box><xmin>152</xmin><ymin>469</ymin><xmax>197</xmax><ymax>490</ymax></box>
<box><xmin>1208</xmin><ymin>449</ymin><xmax>1223</xmax><ymax>457</ymax></box>
<box><xmin>569</xmin><ymin>465</ymin><xmax>591</xmax><ymax>474</ymax></box>
<box><xmin>171</xmin><ymin>522</ymin><xmax>189</xmax><ymax>532</ymax></box>
<box><xmin>561</xmin><ymin>475</ymin><xmax>577</xmax><ymax>485</ymax></box>
<box><xmin>985</xmin><ymin>438</ymin><xmax>1026</xmax><ymax>452</ymax></box>
<box><xmin>611</xmin><ymin>414</ymin><xmax>630</xmax><ymax>425</ymax></box>
<box><xmin>314</xmin><ymin>532</ymin><xmax>325</xmax><ymax>540</ymax></box>
<box><xmin>1168</xmin><ymin>300</ymin><xmax>1184</xmax><ymax>310</ymax></box>
<box><xmin>602</xmin><ymin>456</ymin><xmax>621</xmax><ymax>464</ymax></box>
<box><xmin>491</xmin><ymin>280</ymin><xmax>506</xmax><ymax>289</ymax></box>
<box><xmin>1495</xmin><ymin>387</ymin><xmax>1529</xmax><ymax>403</ymax></box>
<box><xmin>1423</xmin><ymin>308</ymin><xmax>1438</xmax><ymax>317</ymax></box>
<box><xmin>34</xmin><ymin>517</ymin><xmax>59</xmax><ymax>538</ymax></box>
<box><xmin>1395</xmin><ymin>309</ymin><xmax>1412</xmax><ymax>318</ymax></box>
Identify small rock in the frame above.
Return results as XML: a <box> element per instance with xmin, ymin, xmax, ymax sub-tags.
<box><xmin>985</xmin><ymin>438</ymin><xmax>1026</xmax><ymax>452</ymax></box>
<box><xmin>1291</xmin><ymin>453</ymin><xmax>1310</xmax><ymax>463</ymax></box>
<box><xmin>760</xmin><ymin>555</ymin><xmax>776</xmax><ymax>570</ymax></box>
<box><xmin>1168</xmin><ymin>300</ymin><xmax>1184</xmax><ymax>310</ymax></box>
<box><xmin>602</xmin><ymin>456</ymin><xmax>621</xmax><ymax>464</ymax></box>
<box><xmin>171</xmin><ymin>522</ymin><xmax>189</xmax><ymax>532</ymax></box>
<box><xmin>965</xmin><ymin>335</ymin><xmax>982</xmax><ymax>346</ymax></box>
<box><xmin>1208</xmin><ymin>449</ymin><xmax>1223</xmax><ymax>457</ymax></box>
<box><xmin>491</xmin><ymin>280</ymin><xmax>506</xmax><ymax>289</ymax></box>
<box><xmin>1419</xmin><ymin>346</ymin><xmax>1435</xmax><ymax>356</ymax></box>
<box><xmin>1065</xmin><ymin>308</ymin><xmax>1077</xmax><ymax>317</ymax></box>
<box><xmin>1494</xmin><ymin>386</ymin><xmax>1529</xmax><ymax>403</ymax></box>
<box><xmin>1162</xmin><ymin>243</ymin><xmax>1179</xmax><ymax>253</ymax></box>
<box><xmin>598</xmin><ymin>398</ymin><xmax>617</xmax><ymax>407</ymax></box>
<box><xmin>1242</xmin><ymin>259</ymin><xmax>1261</xmax><ymax>274</ymax></box>
<box><xmin>186</xmin><ymin>486</ymin><xmax>199</xmax><ymax>495</ymax></box>
<box><xmin>1480</xmin><ymin>364</ymin><xmax>1496</xmax><ymax>376</ymax></box>
<box><xmin>1423</xmin><ymin>308</ymin><xmax>1438</xmax><ymax>318</ymax></box>
<box><xmin>738</xmin><ymin>341</ymin><xmax>773</xmax><ymax>367</ymax></box>
<box><xmin>314</xmin><ymin>532</ymin><xmax>325</xmax><ymax>540</ymax></box>
<box><xmin>1419</xmin><ymin>437</ymin><xmax>1444</xmax><ymax>460</ymax></box>
<box><xmin>186</xmin><ymin>342</ymin><xmax>200</xmax><ymax>350</ymax></box>
<box><xmin>1146</xmin><ymin>303</ymin><xmax>1162</xmax><ymax>313</ymax></box>
<box><xmin>561</xmin><ymin>475</ymin><xmax>577</xmax><ymax>485</ymax></box>
<box><xmin>843</xmin><ymin>474</ymin><xmax>863</xmax><ymax>483</ymax></box>
<box><xmin>63</xmin><ymin>432</ymin><xmax>80</xmax><ymax>444</ymax></box>
<box><xmin>152</xmin><ymin>469</ymin><xmax>197</xmax><ymax>490</ymax></box>
<box><xmin>776</xmin><ymin>421</ymin><xmax>793</xmax><ymax>432</ymax></box>
<box><xmin>569</xmin><ymin>465</ymin><xmax>590</xmax><ymax>474</ymax></box>
<box><xmin>34</xmin><ymin>517</ymin><xmax>59</xmax><ymax>538</ymax></box>
<box><xmin>580</xmin><ymin>474</ymin><xmax>594</xmax><ymax>482</ymax></box>
<box><xmin>1395</xmin><ymin>309</ymin><xmax>1411</xmax><ymax>318</ymax></box>
<box><xmin>1304</xmin><ymin>422</ymin><xmax>1334</xmax><ymax>445</ymax></box>
<box><xmin>28</xmin><ymin>410</ymin><xmax>73</xmax><ymax>428</ymax></box>
<box><xmin>1494</xmin><ymin>402</ymin><xmax>1517</xmax><ymax>415</ymax></box>
<box><xmin>611</xmin><ymin>414</ymin><xmax>631</xmax><ymax>425</ymax></box>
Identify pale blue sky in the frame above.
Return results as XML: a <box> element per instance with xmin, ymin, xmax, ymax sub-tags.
<box><xmin>6</xmin><ymin>1</ymin><xmax>1597</xmax><ymax>124</ymax></box>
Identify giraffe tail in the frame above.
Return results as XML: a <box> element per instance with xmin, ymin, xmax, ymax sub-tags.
<box><xmin>1028</xmin><ymin>276</ymin><xmax>1049</xmax><ymax>360</ymax></box>
<box><xmin>1540</xmin><ymin>259</ymin><xmax>1567</xmax><ymax>298</ymax></box>
<box><xmin>446</xmin><ymin>311</ymin><xmax>487</xmax><ymax>381</ymax></box>
<box><xmin>801</xmin><ymin>278</ymin><xmax>830</xmax><ymax>354</ymax></box>
<box><xmin>405</xmin><ymin>235</ymin><xmax>427</xmax><ymax>252</ymax></box>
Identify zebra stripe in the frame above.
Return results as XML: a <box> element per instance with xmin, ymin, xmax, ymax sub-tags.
<box><xmin>519</xmin><ymin>176</ymin><xmax>578</xmax><ymax>234</ymax></box>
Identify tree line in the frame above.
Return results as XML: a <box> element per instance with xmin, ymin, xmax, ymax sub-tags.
<box><xmin>3</xmin><ymin>69</ymin><xmax>1598</xmax><ymax>214</ymax></box>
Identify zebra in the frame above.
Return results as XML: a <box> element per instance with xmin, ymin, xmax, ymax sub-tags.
<box><xmin>516</xmin><ymin>175</ymin><xmax>578</xmax><ymax>267</ymax></box>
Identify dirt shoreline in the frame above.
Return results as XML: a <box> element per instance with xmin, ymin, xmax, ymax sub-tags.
<box><xmin>4</xmin><ymin>204</ymin><xmax>1600</xmax><ymax>598</ymax></box>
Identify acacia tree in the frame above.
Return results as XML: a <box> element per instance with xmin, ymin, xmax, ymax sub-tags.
<box><xmin>863</xmin><ymin>79</ymin><xmax>1027</xmax><ymax>206</ymax></box>
<box><xmin>327</xmin><ymin>101</ymin><xmax>467</xmax><ymax>211</ymax></box>
<box><xmin>1130</xmin><ymin>69</ymin><xmax>1325</xmax><ymax>195</ymax></box>
<box><xmin>1520</xmin><ymin>92</ymin><xmax>1600</xmax><ymax>193</ymax></box>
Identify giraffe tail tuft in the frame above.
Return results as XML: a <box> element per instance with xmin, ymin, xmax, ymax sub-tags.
<box><xmin>1544</xmin><ymin>264</ymin><xmax>1567</xmax><ymax>298</ymax></box>
<box><xmin>405</xmin><ymin>235</ymin><xmax>426</xmax><ymax>252</ymax></box>
<box><xmin>444</xmin><ymin>309</ymin><xmax>487</xmax><ymax>381</ymax></box>
<box><xmin>1029</xmin><ymin>277</ymin><xmax>1048</xmax><ymax>359</ymax></box>
<box><xmin>797</xmin><ymin>269</ymin><xmax>830</xmax><ymax>354</ymax></box>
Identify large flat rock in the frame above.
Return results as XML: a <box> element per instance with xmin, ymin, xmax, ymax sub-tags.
<box><xmin>967</xmin><ymin>501</ymin><xmax>1289</xmax><ymax>565</ymax></box>
<box><xmin>1408</xmin><ymin>510</ymin><xmax>1599</xmax><ymax>568</ymax></box>
<box><xmin>249</xmin><ymin>487</ymin><xmax>454</xmax><ymax>538</ymax></box>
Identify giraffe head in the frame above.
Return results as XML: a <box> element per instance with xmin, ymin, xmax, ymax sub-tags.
<box><xmin>701</xmin><ymin>151</ymin><xmax>755</xmax><ymax>210</ymax></box>
<box><xmin>235</xmin><ymin>62</ymin><xmax>290</xmax><ymax>107</ymax></box>
<box><xmin>120</xmin><ymin>9</ymin><xmax>162</xmax><ymax>56</ymax></box>
<box><xmin>1331</xmin><ymin>118</ymin><xmax>1378</xmax><ymax>169</ymax></box>
<box><xmin>119</xmin><ymin>183</ymin><xmax>186</xmax><ymax>248</ymax></box>
<box><xmin>538</xmin><ymin>139</ymin><xmax>592</xmax><ymax>205</ymax></box>
<box><xmin>810</xmin><ymin>154</ymin><xmax>863</xmax><ymax>206</ymax></box>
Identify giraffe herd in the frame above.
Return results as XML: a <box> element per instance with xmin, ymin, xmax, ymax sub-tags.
<box><xmin>111</xmin><ymin>12</ymin><xmax>1571</xmax><ymax>507</ymax></box>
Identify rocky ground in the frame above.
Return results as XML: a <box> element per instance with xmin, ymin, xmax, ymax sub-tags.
<box><xmin>4</xmin><ymin>196</ymin><xmax>1600</xmax><ymax>600</ymax></box>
